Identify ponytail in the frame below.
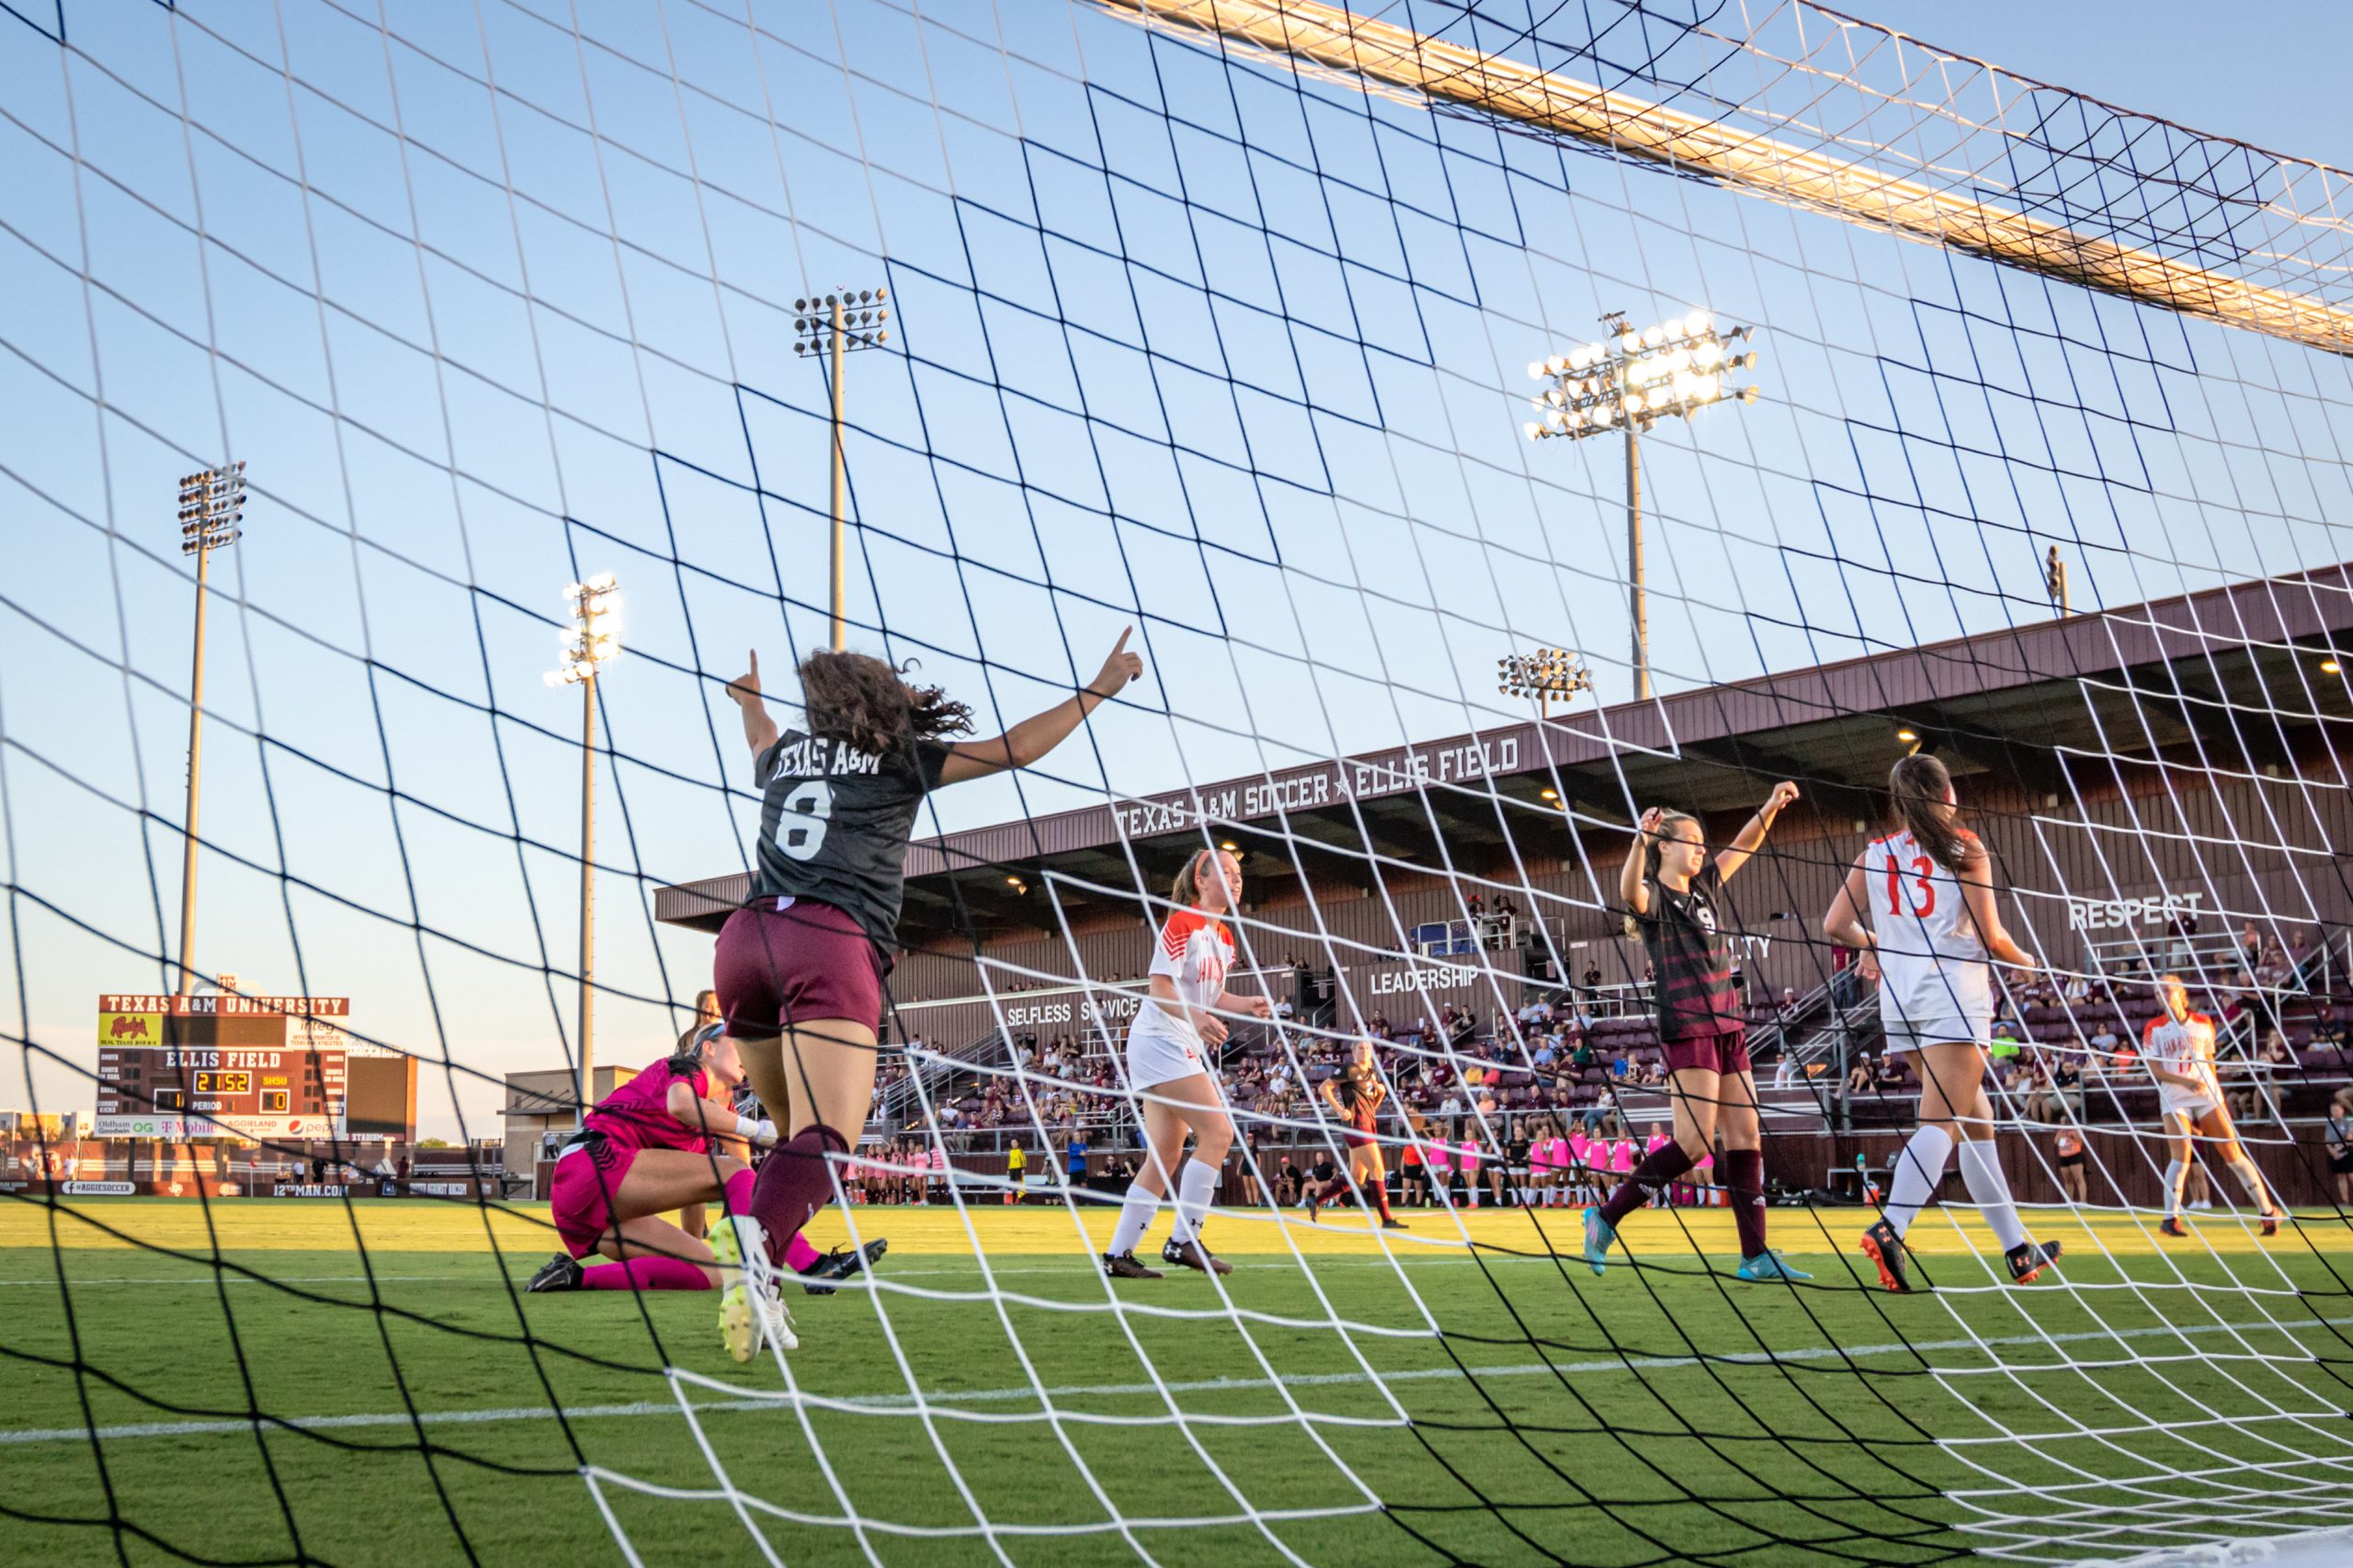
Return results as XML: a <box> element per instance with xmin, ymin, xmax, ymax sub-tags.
<box><xmin>668</xmin><ymin>1020</ymin><xmax>723</xmax><ymax>1076</ymax></box>
<box><xmin>1887</xmin><ymin>753</ymin><xmax>1972</xmax><ymax>873</ymax></box>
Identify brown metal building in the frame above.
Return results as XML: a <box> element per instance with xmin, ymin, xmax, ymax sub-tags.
<box><xmin>658</xmin><ymin>563</ymin><xmax>2353</xmax><ymax>1062</ymax></box>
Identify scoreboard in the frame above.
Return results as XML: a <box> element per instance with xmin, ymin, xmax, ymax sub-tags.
<box><xmin>94</xmin><ymin>994</ymin><xmax>349</xmax><ymax>1142</ymax></box>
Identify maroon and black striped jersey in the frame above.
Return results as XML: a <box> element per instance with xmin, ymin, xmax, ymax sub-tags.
<box><xmin>1634</xmin><ymin>862</ymin><xmax>1742</xmax><ymax>1040</ymax></box>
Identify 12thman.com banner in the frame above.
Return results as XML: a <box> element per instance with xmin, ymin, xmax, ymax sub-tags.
<box><xmin>93</xmin><ymin>994</ymin><xmax>349</xmax><ymax>1142</ymax></box>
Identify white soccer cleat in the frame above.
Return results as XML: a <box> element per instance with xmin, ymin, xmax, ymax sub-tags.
<box><xmin>719</xmin><ymin>1217</ymin><xmax>797</xmax><ymax>1359</ymax></box>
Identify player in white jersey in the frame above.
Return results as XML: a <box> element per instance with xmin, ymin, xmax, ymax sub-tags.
<box><xmin>1101</xmin><ymin>847</ymin><xmax>1272</xmax><ymax>1279</ymax></box>
<box><xmin>2144</xmin><ymin>973</ymin><xmax>2282</xmax><ymax>1238</ymax></box>
<box><xmin>1824</xmin><ymin>754</ymin><xmax>2061</xmax><ymax>1292</ymax></box>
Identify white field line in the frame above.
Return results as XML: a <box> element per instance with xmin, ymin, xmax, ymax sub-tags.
<box><xmin>4</xmin><ymin>1314</ymin><xmax>2348</xmax><ymax>1449</ymax></box>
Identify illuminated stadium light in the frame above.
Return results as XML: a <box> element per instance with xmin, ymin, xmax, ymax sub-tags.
<box><xmin>547</xmin><ymin>571</ymin><xmax>620</xmax><ymax>1109</ymax></box>
<box><xmin>1525</xmin><ymin>310</ymin><xmax>1763</xmax><ymax>699</ymax></box>
<box><xmin>1895</xmin><ymin>727</ymin><xmax>1919</xmax><ymax>744</ymax></box>
<box><xmin>2323</xmin><ymin>656</ymin><xmax>2343</xmax><ymax>675</ymax></box>
<box><xmin>796</xmin><ymin>285</ymin><xmax>892</xmax><ymax>652</ymax></box>
<box><xmin>547</xmin><ymin>574</ymin><xmax>622</xmax><ymax>687</ymax></box>
<box><xmin>1525</xmin><ymin>312</ymin><xmax>1760</xmax><ymax>439</ymax></box>
<box><xmin>171</xmin><ymin>460</ymin><xmax>249</xmax><ymax>997</ymax></box>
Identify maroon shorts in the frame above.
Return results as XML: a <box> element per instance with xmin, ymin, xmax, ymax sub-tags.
<box><xmin>1663</xmin><ymin>1028</ymin><xmax>1752</xmax><ymax>1078</ymax></box>
<box><xmin>550</xmin><ymin>1137</ymin><xmax>637</xmax><ymax>1259</ymax></box>
<box><xmin>715</xmin><ymin>898</ymin><xmax>884</xmax><ymax>1036</ymax></box>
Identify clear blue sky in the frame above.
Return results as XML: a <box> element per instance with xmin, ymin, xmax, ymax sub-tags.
<box><xmin>3</xmin><ymin>0</ymin><xmax>2347</xmax><ymax>1141</ymax></box>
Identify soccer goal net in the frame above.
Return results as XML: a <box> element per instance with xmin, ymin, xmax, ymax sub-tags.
<box><xmin>3</xmin><ymin>0</ymin><xmax>2349</xmax><ymax>1562</ymax></box>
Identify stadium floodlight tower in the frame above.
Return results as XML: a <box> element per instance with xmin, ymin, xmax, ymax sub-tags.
<box><xmin>794</xmin><ymin>286</ymin><xmax>891</xmax><ymax>651</ymax></box>
<box><xmin>547</xmin><ymin>574</ymin><xmax>621</xmax><ymax>1111</ymax></box>
<box><xmin>174</xmin><ymin>461</ymin><xmax>246</xmax><ymax>996</ymax></box>
<box><xmin>1525</xmin><ymin>311</ymin><xmax>1761</xmax><ymax>701</ymax></box>
<box><xmin>1498</xmin><ymin>647</ymin><xmax>1593</xmax><ymax>719</ymax></box>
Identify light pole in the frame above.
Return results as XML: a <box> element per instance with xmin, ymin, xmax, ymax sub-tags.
<box><xmin>547</xmin><ymin>574</ymin><xmax>621</xmax><ymax>1110</ymax></box>
<box><xmin>1526</xmin><ymin>311</ymin><xmax>1761</xmax><ymax>701</ymax></box>
<box><xmin>794</xmin><ymin>287</ymin><xmax>891</xmax><ymax>651</ymax></box>
<box><xmin>174</xmin><ymin>461</ymin><xmax>246</xmax><ymax>996</ymax></box>
<box><xmin>1498</xmin><ymin>647</ymin><xmax>1593</xmax><ymax>721</ymax></box>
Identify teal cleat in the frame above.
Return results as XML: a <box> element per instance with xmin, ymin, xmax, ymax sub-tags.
<box><xmin>1581</xmin><ymin>1207</ymin><xmax>1617</xmax><ymax>1277</ymax></box>
<box><xmin>1734</xmin><ymin>1250</ymin><xmax>1813</xmax><ymax>1282</ymax></box>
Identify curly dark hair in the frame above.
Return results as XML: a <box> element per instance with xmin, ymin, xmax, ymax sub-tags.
<box><xmin>798</xmin><ymin>649</ymin><xmax>974</xmax><ymax>760</ymax></box>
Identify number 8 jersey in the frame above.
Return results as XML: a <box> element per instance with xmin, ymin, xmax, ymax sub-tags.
<box><xmin>751</xmin><ymin>728</ymin><xmax>952</xmax><ymax>951</ymax></box>
<box><xmin>1870</xmin><ymin>827</ymin><xmax>1994</xmax><ymax>1044</ymax></box>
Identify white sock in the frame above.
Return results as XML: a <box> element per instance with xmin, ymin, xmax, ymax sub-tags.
<box><xmin>2225</xmin><ymin>1155</ymin><xmax>2276</xmax><ymax>1216</ymax></box>
<box><xmin>2163</xmin><ymin>1159</ymin><xmax>2187</xmax><ymax>1218</ymax></box>
<box><xmin>1107</xmin><ymin>1186</ymin><xmax>1160</xmax><ymax>1256</ymax></box>
<box><xmin>1958</xmin><ymin>1139</ymin><xmax>2029</xmax><ymax>1253</ymax></box>
<box><xmin>1884</xmin><ymin>1123</ymin><xmax>1954</xmax><ymax>1239</ymax></box>
<box><xmin>1169</xmin><ymin>1159</ymin><xmax>1221</xmax><ymax>1244</ymax></box>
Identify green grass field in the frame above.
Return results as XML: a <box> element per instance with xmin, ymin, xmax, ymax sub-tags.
<box><xmin>5</xmin><ymin>1195</ymin><xmax>2351</xmax><ymax>1566</ymax></box>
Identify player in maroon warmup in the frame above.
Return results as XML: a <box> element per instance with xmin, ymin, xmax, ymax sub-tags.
<box><xmin>528</xmin><ymin>1026</ymin><xmax>772</xmax><ymax>1296</ymax></box>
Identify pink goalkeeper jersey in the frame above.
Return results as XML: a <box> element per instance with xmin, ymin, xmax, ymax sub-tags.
<box><xmin>1610</xmin><ymin>1140</ymin><xmax>1637</xmax><ymax>1174</ymax></box>
<box><xmin>1424</xmin><ymin>1140</ymin><xmax>1451</xmax><ymax>1174</ymax></box>
<box><xmin>584</xmin><ymin>1059</ymin><xmax>711</xmax><ymax>1154</ymax></box>
<box><xmin>1457</xmin><ymin>1140</ymin><xmax>1481</xmax><ymax>1176</ymax></box>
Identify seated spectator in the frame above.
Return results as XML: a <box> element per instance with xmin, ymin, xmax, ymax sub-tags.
<box><xmin>2088</xmin><ymin>1022</ymin><xmax>2119</xmax><ymax>1064</ymax></box>
<box><xmin>1607</xmin><ymin>1053</ymin><xmax>1630</xmax><ymax>1081</ymax></box>
<box><xmin>2063</xmin><ymin>972</ymin><xmax>2089</xmax><ymax>1005</ymax></box>
<box><xmin>2023</xmin><ymin>1058</ymin><xmax>2066</xmax><ymax>1124</ymax></box>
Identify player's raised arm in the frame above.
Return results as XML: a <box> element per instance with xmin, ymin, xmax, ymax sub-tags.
<box><xmin>936</xmin><ymin>630</ymin><xmax>1142</xmax><ymax>786</ymax></box>
<box><xmin>1714</xmin><ymin>781</ymin><xmax>1799</xmax><ymax>884</ymax></box>
<box><xmin>726</xmin><ymin>650</ymin><xmax>779</xmax><ymax>758</ymax></box>
<box><xmin>1620</xmin><ymin>807</ymin><xmax>1662</xmax><ymax>915</ymax></box>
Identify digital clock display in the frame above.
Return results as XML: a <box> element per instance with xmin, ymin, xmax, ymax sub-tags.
<box><xmin>193</xmin><ymin>1071</ymin><xmax>252</xmax><ymax>1096</ymax></box>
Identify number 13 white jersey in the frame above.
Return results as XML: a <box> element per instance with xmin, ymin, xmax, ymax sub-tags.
<box><xmin>1870</xmin><ymin>829</ymin><xmax>1993</xmax><ymax>1041</ymax></box>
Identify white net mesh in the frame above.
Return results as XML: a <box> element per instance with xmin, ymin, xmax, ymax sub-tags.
<box><xmin>3</xmin><ymin>0</ymin><xmax>2350</xmax><ymax>1562</ymax></box>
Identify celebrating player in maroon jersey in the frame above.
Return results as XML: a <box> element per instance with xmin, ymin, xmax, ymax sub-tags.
<box><xmin>713</xmin><ymin>631</ymin><xmax>1143</xmax><ymax>1360</ymax></box>
<box><xmin>1586</xmin><ymin>785</ymin><xmax>1806</xmax><ymax>1282</ymax></box>
<box><xmin>1307</xmin><ymin>1040</ymin><xmax>1404</xmax><ymax>1230</ymax></box>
